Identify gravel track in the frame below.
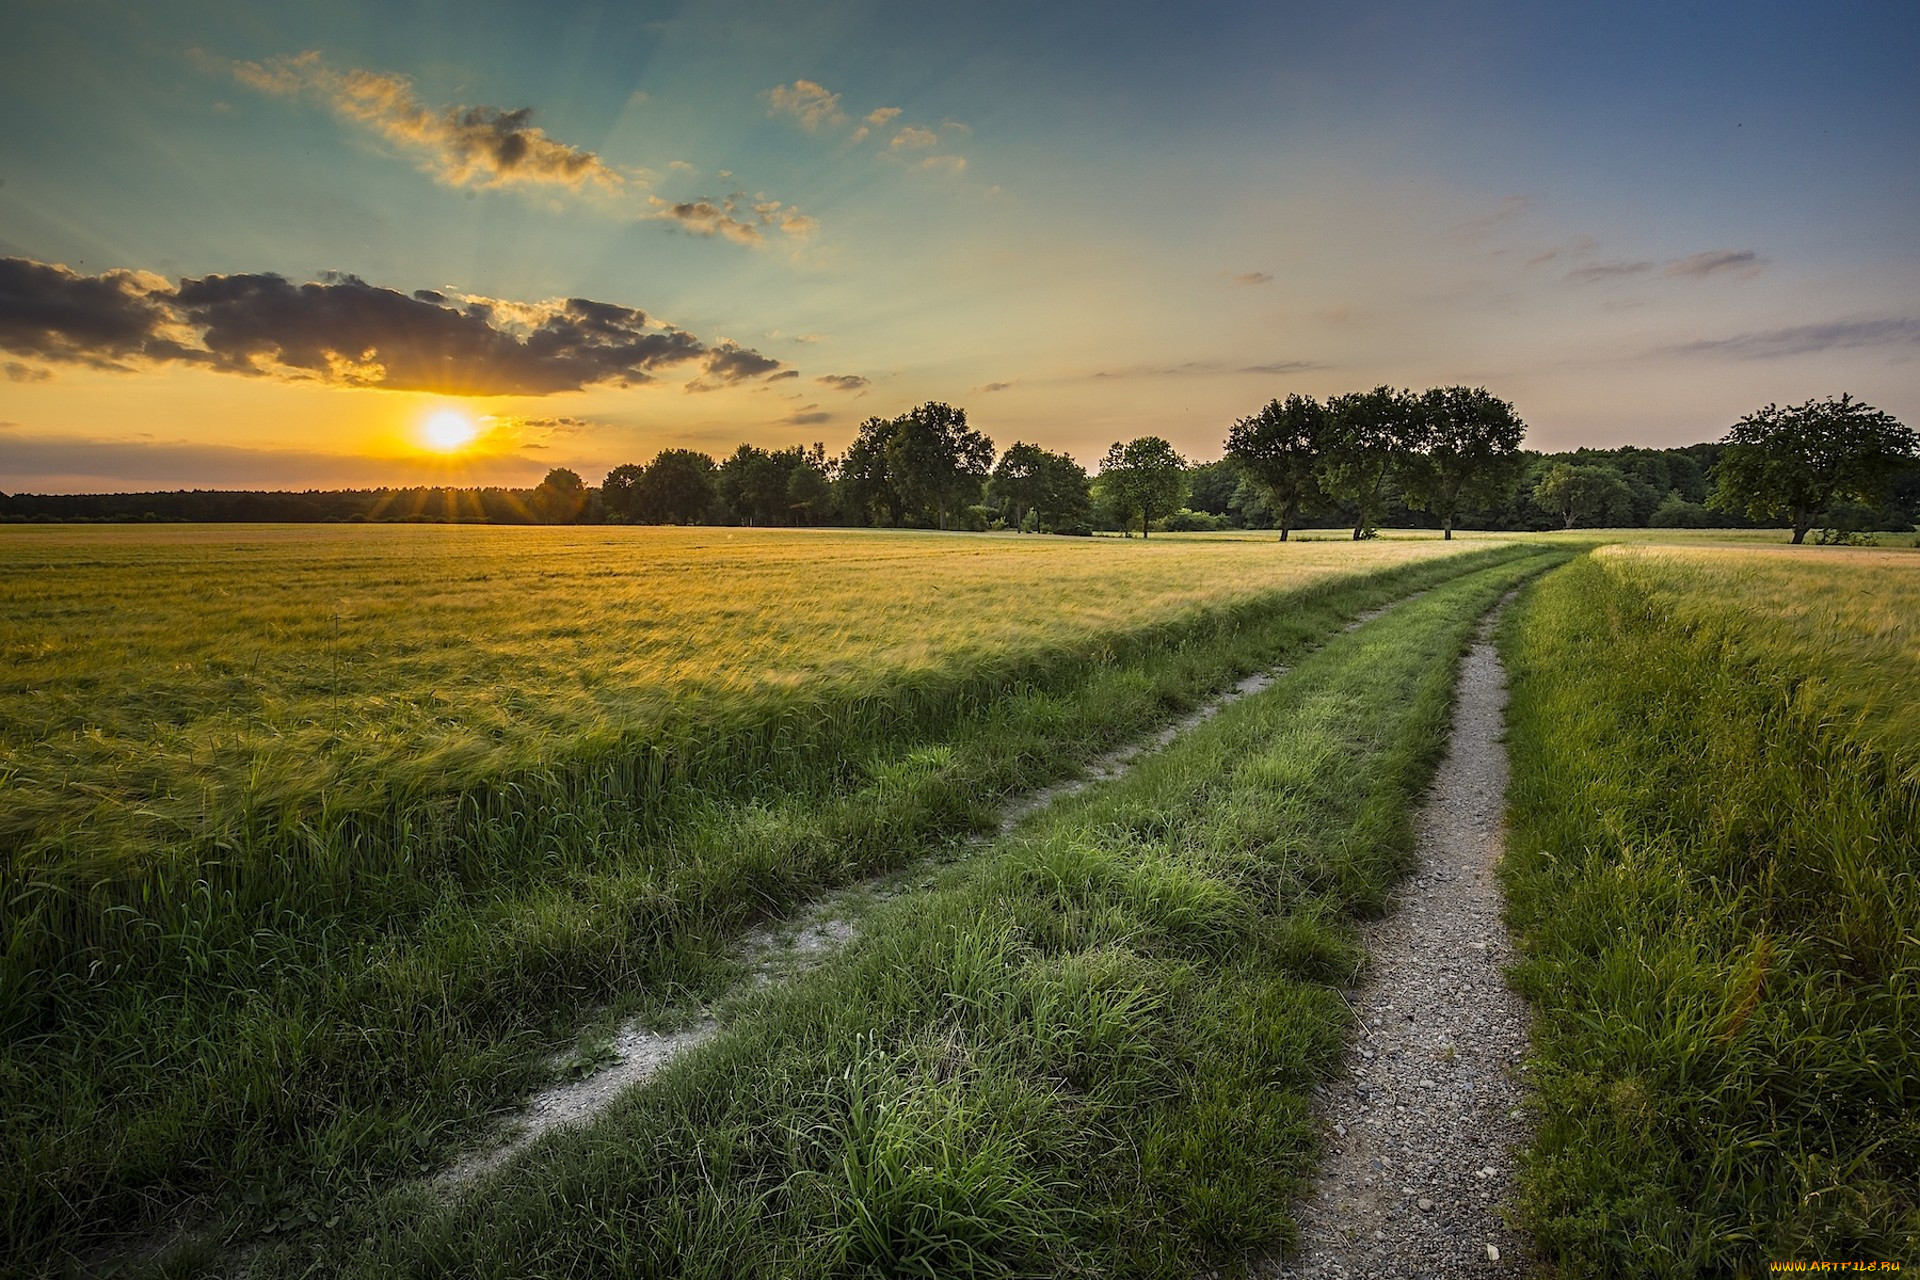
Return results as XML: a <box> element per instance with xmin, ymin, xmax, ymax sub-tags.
<box><xmin>1270</xmin><ymin>610</ymin><xmax>1534</xmax><ymax>1279</ymax></box>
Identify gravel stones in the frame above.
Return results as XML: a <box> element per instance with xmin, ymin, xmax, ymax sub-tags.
<box><xmin>1268</xmin><ymin>615</ymin><xmax>1535</xmax><ymax>1278</ymax></box>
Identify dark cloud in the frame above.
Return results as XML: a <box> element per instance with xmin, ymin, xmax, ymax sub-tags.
<box><xmin>0</xmin><ymin>257</ymin><xmax>782</xmax><ymax>396</ymax></box>
<box><xmin>815</xmin><ymin>373</ymin><xmax>869</xmax><ymax>392</ymax></box>
<box><xmin>703</xmin><ymin>341</ymin><xmax>784</xmax><ymax>382</ymax></box>
<box><xmin>7</xmin><ymin>361</ymin><xmax>54</xmax><ymax>382</ymax></box>
<box><xmin>1566</xmin><ymin>261</ymin><xmax>1654</xmax><ymax>283</ymax></box>
<box><xmin>766</xmin><ymin>369</ymin><xmax>800</xmax><ymax>381</ymax></box>
<box><xmin>1651</xmin><ymin>316</ymin><xmax>1920</xmax><ymax>360</ymax></box>
<box><xmin>1665</xmin><ymin>249</ymin><xmax>1764</xmax><ymax>279</ymax></box>
<box><xmin>0</xmin><ymin>258</ymin><xmax>176</xmax><ymax>370</ymax></box>
<box><xmin>787</xmin><ymin>405</ymin><xmax>833</xmax><ymax>425</ymax></box>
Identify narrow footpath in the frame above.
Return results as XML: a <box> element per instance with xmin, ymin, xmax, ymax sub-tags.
<box><xmin>1273</xmin><ymin>612</ymin><xmax>1535</xmax><ymax>1278</ymax></box>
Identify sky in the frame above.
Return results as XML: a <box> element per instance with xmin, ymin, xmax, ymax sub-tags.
<box><xmin>2</xmin><ymin>0</ymin><xmax>1917</xmax><ymax>492</ymax></box>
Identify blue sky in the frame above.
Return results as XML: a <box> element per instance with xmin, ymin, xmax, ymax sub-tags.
<box><xmin>2</xmin><ymin>0</ymin><xmax>1916</xmax><ymax>489</ymax></box>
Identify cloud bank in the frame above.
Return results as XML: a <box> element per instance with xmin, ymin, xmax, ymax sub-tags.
<box><xmin>0</xmin><ymin>257</ymin><xmax>789</xmax><ymax>395</ymax></box>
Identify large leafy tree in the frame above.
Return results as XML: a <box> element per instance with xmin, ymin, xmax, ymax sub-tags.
<box><xmin>1708</xmin><ymin>394</ymin><xmax>1918</xmax><ymax>543</ymax></box>
<box><xmin>634</xmin><ymin>449</ymin><xmax>717</xmax><ymax>524</ymax></box>
<box><xmin>1322</xmin><ymin>385</ymin><xmax>1421</xmax><ymax>540</ymax></box>
<box><xmin>600</xmin><ymin>462</ymin><xmax>646</xmax><ymax>523</ymax></box>
<box><xmin>884</xmin><ymin>402</ymin><xmax>996</xmax><ymax>529</ymax></box>
<box><xmin>1532</xmin><ymin>462</ymin><xmax>1632</xmax><ymax>530</ymax></box>
<box><xmin>989</xmin><ymin>442</ymin><xmax>1091</xmax><ymax>532</ymax></box>
<box><xmin>838</xmin><ymin>418</ymin><xmax>904</xmax><ymax>526</ymax></box>
<box><xmin>1401</xmin><ymin>386</ymin><xmax>1527</xmax><ymax>539</ymax></box>
<box><xmin>1225</xmin><ymin>394</ymin><xmax>1328</xmax><ymax>541</ymax></box>
<box><xmin>1098</xmin><ymin>436</ymin><xmax>1188</xmax><ymax>538</ymax></box>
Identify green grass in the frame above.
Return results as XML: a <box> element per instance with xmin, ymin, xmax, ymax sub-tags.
<box><xmin>0</xmin><ymin>534</ymin><xmax>1541</xmax><ymax>1277</ymax></box>
<box><xmin>232</xmin><ymin>545</ymin><xmax>1561</xmax><ymax>1279</ymax></box>
<box><xmin>1498</xmin><ymin>551</ymin><xmax>1920</xmax><ymax>1276</ymax></box>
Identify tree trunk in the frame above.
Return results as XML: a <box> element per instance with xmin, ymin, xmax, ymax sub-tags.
<box><xmin>1279</xmin><ymin>497</ymin><xmax>1294</xmax><ymax>542</ymax></box>
<box><xmin>1792</xmin><ymin>525</ymin><xmax>1808</xmax><ymax>544</ymax></box>
<box><xmin>1443</xmin><ymin>514</ymin><xmax>1454</xmax><ymax>540</ymax></box>
<box><xmin>1140</xmin><ymin>510</ymin><xmax>1149</xmax><ymax>539</ymax></box>
<box><xmin>1563</xmin><ymin>510</ymin><xmax>1576</xmax><ymax>530</ymax></box>
<box><xmin>1351</xmin><ymin>525</ymin><xmax>1363</xmax><ymax>541</ymax></box>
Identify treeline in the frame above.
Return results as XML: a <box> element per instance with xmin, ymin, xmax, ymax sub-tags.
<box><xmin>8</xmin><ymin>394</ymin><xmax>1915</xmax><ymax>533</ymax></box>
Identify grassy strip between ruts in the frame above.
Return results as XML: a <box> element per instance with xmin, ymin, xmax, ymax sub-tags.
<box><xmin>9</xmin><ymin>543</ymin><xmax>1539</xmax><ymax>1277</ymax></box>
<box><xmin>1498</xmin><ymin>552</ymin><xmax>1920</xmax><ymax>1276</ymax></box>
<box><xmin>228</xmin><ymin>551</ymin><xmax>1565</xmax><ymax>1279</ymax></box>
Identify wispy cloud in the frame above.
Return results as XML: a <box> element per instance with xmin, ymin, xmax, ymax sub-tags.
<box><xmin>1233</xmin><ymin>272</ymin><xmax>1273</xmax><ymax>286</ymax></box>
<box><xmin>766</xmin><ymin>79</ymin><xmax>846</xmax><ymax>132</ymax></box>
<box><xmin>1566</xmin><ymin>260</ymin><xmax>1655</xmax><ymax>283</ymax></box>
<box><xmin>786</xmin><ymin>404</ymin><xmax>834</xmax><ymax>425</ymax></box>
<box><xmin>973</xmin><ymin>380</ymin><xmax>1015</xmax><ymax>393</ymax></box>
<box><xmin>815</xmin><ymin>374</ymin><xmax>869</xmax><ymax>392</ymax></box>
<box><xmin>1665</xmin><ymin>249</ymin><xmax>1764</xmax><ymax>279</ymax></box>
<box><xmin>766</xmin><ymin>79</ymin><xmax>969</xmax><ymax>176</ymax></box>
<box><xmin>849</xmin><ymin>106</ymin><xmax>901</xmax><ymax>144</ymax></box>
<box><xmin>1651</xmin><ymin>316</ymin><xmax>1920</xmax><ymax>360</ymax></box>
<box><xmin>228</xmin><ymin>52</ymin><xmax>814</xmax><ymax>248</ymax></box>
<box><xmin>0</xmin><ymin>256</ymin><xmax>788</xmax><ymax>395</ymax></box>
<box><xmin>1089</xmin><ymin>359</ymin><xmax>1325</xmax><ymax>380</ymax></box>
<box><xmin>228</xmin><ymin>51</ymin><xmax>629</xmax><ymax>194</ymax></box>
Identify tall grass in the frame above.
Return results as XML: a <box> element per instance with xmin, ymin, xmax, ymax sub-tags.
<box><xmin>0</xmin><ymin>529</ymin><xmax>1529</xmax><ymax>1275</ymax></box>
<box><xmin>246</xmin><ymin>547</ymin><xmax>1560</xmax><ymax>1279</ymax></box>
<box><xmin>1499</xmin><ymin>551</ymin><xmax>1920</xmax><ymax>1275</ymax></box>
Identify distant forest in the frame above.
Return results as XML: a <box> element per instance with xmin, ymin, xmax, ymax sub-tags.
<box><xmin>7</xmin><ymin>439</ymin><xmax>1918</xmax><ymax>535</ymax></box>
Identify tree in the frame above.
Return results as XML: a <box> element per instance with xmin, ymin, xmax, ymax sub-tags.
<box><xmin>530</xmin><ymin>467</ymin><xmax>587</xmax><ymax>523</ymax></box>
<box><xmin>883</xmin><ymin>402</ymin><xmax>996</xmax><ymax>529</ymax></box>
<box><xmin>1400</xmin><ymin>386</ymin><xmax>1527</xmax><ymax>539</ymax></box>
<box><xmin>1532</xmin><ymin>462</ymin><xmax>1631</xmax><ymax>530</ymax></box>
<box><xmin>838</xmin><ymin>418</ymin><xmax>904</xmax><ymax>526</ymax></box>
<box><xmin>989</xmin><ymin>442</ymin><xmax>1092</xmax><ymax>532</ymax></box>
<box><xmin>1098</xmin><ymin>436</ymin><xmax>1188</xmax><ymax>538</ymax></box>
<box><xmin>600</xmin><ymin>463</ymin><xmax>647</xmax><ymax>523</ymax></box>
<box><xmin>634</xmin><ymin>449</ymin><xmax>716</xmax><ymax>524</ymax></box>
<box><xmin>784</xmin><ymin>447</ymin><xmax>835</xmax><ymax>525</ymax></box>
<box><xmin>1226</xmin><ymin>394</ymin><xmax>1329</xmax><ymax>541</ymax></box>
<box><xmin>1708</xmin><ymin>394</ymin><xmax>1918</xmax><ymax>543</ymax></box>
<box><xmin>1322</xmin><ymin>386</ymin><xmax>1420</xmax><ymax>539</ymax></box>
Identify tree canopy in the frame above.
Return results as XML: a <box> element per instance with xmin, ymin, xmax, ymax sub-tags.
<box><xmin>1225</xmin><ymin>394</ymin><xmax>1328</xmax><ymax>541</ymax></box>
<box><xmin>1323</xmin><ymin>386</ymin><xmax>1421</xmax><ymax>540</ymax></box>
<box><xmin>1400</xmin><ymin>386</ymin><xmax>1527</xmax><ymax>539</ymax></box>
<box><xmin>1097</xmin><ymin>436</ymin><xmax>1188</xmax><ymax>539</ymax></box>
<box><xmin>989</xmin><ymin>442</ymin><xmax>1092</xmax><ymax>532</ymax></box>
<box><xmin>1708</xmin><ymin>394</ymin><xmax>1918</xmax><ymax>543</ymax></box>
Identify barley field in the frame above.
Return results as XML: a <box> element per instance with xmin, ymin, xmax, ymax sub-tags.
<box><xmin>0</xmin><ymin>523</ymin><xmax>1518</xmax><ymax>1274</ymax></box>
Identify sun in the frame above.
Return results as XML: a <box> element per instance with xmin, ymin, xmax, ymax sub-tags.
<box><xmin>422</xmin><ymin>408</ymin><xmax>480</xmax><ymax>452</ymax></box>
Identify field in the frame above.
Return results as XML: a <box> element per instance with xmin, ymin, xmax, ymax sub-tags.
<box><xmin>0</xmin><ymin>524</ymin><xmax>1522</xmax><ymax>1274</ymax></box>
<box><xmin>1499</xmin><ymin>544</ymin><xmax>1920</xmax><ymax>1274</ymax></box>
<box><xmin>9</xmin><ymin>525</ymin><xmax>1917</xmax><ymax>1277</ymax></box>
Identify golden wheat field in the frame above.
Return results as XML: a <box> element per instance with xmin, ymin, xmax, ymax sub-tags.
<box><xmin>1594</xmin><ymin>542</ymin><xmax>1920</xmax><ymax>751</ymax></box>
<box><xmin>0</xmin><ymin>523</ymin><xmax>1483</xmax><ymax>866</ymax></box>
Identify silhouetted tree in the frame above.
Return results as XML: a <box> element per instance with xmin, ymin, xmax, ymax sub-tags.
<box><xmin>635</xmin><ymin>449</ymin><xmax>717</xmax><ymax>524</ymax></box>
<box><xmin>601</xmin><ymin>463</ymin><xmax>646</xmax><ymax>523</ymax></box>
<box><xmin>1708</xmin><ymin>394</ymin><xmax>1918</xmax><ymax>543</ymax></box>
<box><xmin>531</xmin><ymin>467</ymin><xmax>587</xmax><ymax>523</ymax></box>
